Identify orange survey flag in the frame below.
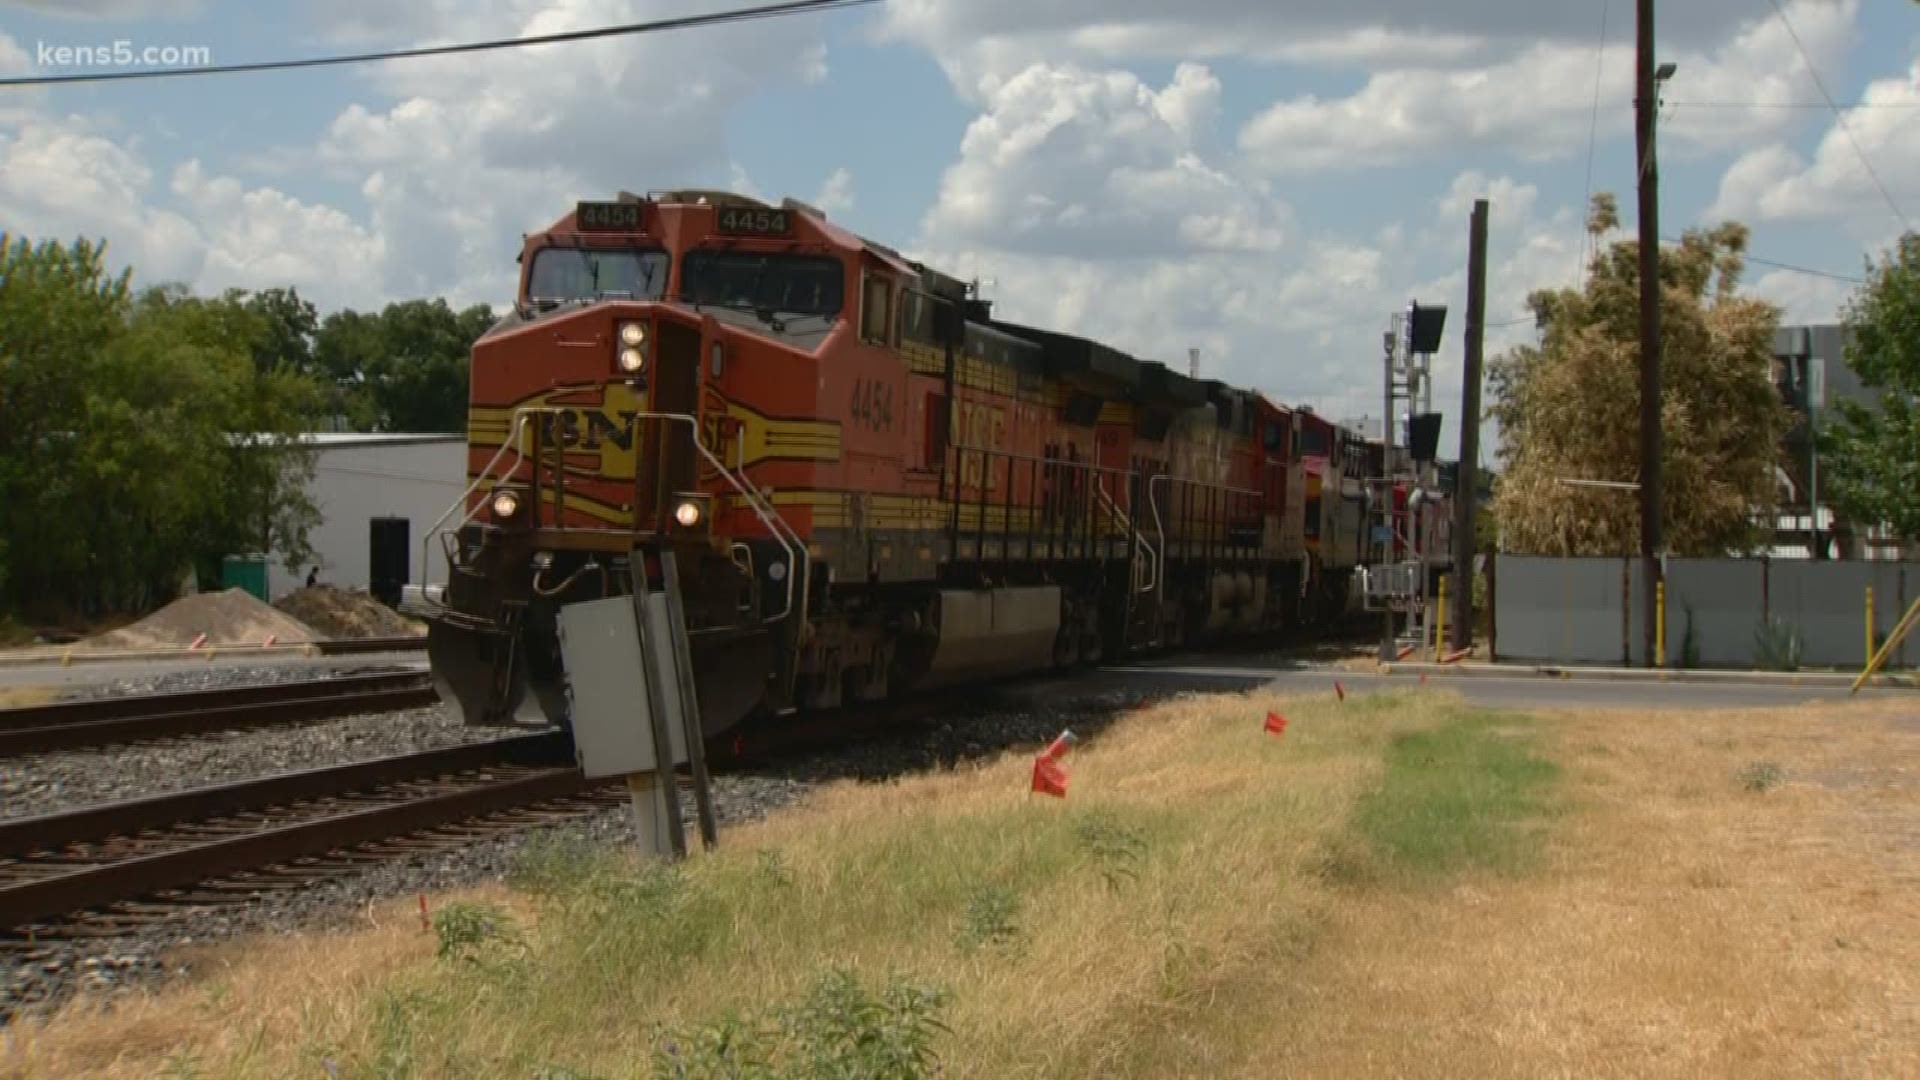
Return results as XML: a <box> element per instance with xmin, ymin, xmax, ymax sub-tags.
<box><xmin>1031</xmin><ymin>754</ymin><xmax>1069</xmax><ymax>798</ymax></box>
<box><xmin>1264</xmin><ymin>710</ymin><xmax>1288</xmax><ymax>736</ymax></box>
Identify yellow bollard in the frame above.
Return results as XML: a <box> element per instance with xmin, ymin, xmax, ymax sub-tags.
<box><xmin>1855</xmin><ymin>595</ymin><xmax>1920</xmax><ymax>694</ymax></box>
<box><xmin>1655</xmin><ymin>580</ymin><xmax>1666</xmax><ymax>668</ymax></box>
<box><xmin>1866</xmin><ymin>586</ymin><xmax>1875</xmax><ymax>664</ymax></box>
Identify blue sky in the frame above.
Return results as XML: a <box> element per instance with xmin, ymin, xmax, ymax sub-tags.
<box><xmin>2</xmin><ymin>0</ymin><xmax>1917</xmax><ymax>454</ymax></box>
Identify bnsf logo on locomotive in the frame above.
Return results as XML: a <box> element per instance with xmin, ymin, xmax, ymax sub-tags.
<box><xmin>539</xmin><ymin>408</ymin><xmax>639</xmax><ymax>452</ymax></box>
<box><xmin>953</xmin><ymin>399</ymin><xmax>1006</xmax><ymax>490</ymax></box>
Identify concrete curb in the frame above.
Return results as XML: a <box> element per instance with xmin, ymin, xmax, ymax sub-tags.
<box><xmin>1380</xmin><ymin>660</ymin><xmax>1919</xmax><ymax>690</ymax></box>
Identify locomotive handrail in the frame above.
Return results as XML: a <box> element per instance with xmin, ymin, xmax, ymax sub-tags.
<box><xmin>1145</xmin><ymin>473</ymin><xmax>1266</xmax><ymax>592</ymax></box>
<box><xmin>947</xmin><ymin>442</ymin><xmax>1137</xmax><ymax>481</ymax></box>
<box><xmin>630</xmin><ymin>410</ymin><xmax>808</xmax><ymax>628</ymax></box>
<box><xmin>945</xmin><ymin>442</ymin><xmax>1140</xmax><ymax>566</ymax></box>
<box><xmin>415</xmin><ymin>406</ymin><xmax>553</xmax><ymax>607</ymax></box>
<box><xmin>1094</xmin><ymin>475</ymin><xmax>1157</xmax><ymax>595</ymax></box>
<box><xmin>411</xmin><ymin>403</ymin><xmax>808</xmax><ymax>630</ymax></box>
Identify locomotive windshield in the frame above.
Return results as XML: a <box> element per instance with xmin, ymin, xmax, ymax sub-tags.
<box><xmin>527</xmin><ymin>247</ymin><xmax>668</xmax><ymax>307</ymax></box>
<box><xmin>681</xmin><ymin>251</ymin><xmax>843</xmax><ymax>318</ymax></box>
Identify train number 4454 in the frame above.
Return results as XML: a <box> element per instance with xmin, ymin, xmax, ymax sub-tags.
<box><xmin>850</xmin><ymin>378</ymin><xmax>894</xmax><ymax>432</ymax></box>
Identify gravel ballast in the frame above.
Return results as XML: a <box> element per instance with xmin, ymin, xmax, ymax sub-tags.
<box><xmin>50</xmin><ymin>662</ymin><xmax>420</xmax><ymax>702</ymax></box>
<box><xmin>0</xmin><ymin>702</ymin><xmax>512</xmax><ymax>821</ymax></box>
<box><xmin>1</xmin><ymin>678</ymin><xmax>1200</xmax><ymax>1022</ymax></box>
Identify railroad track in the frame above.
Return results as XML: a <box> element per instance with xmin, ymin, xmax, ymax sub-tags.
<box><xmin>0</xmin><ymin>628</ymin><xmax>1377</xmax><ymax>955</ymax></box>
<box><xmin>0</xmin><ymin>671</ymin><xmax>438</xmax><ymax>758</ymax></box>
<box><xmin>0</xmin><ymin>733</ymin><xmax>614</xmax><ymax>936</ymax></box>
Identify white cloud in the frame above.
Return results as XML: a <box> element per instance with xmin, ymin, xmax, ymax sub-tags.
<box><xmin>1238</xmin><ymin>0</ymin><xmax>1856</xmax><ymax>174</ymax></box>
<box><xmin>921</xmin><ymin>62</ymin><xmax>1289</xmax><ymax>258</ymax></box>
<box><xmin>879</xmin><ymin>0</ymin><xmax>1856</xmax><ymax>112</ymax></box>
<box><xmin>309</xmin><ymin>0</ymin><xmax>831</xmax><ymax>303</ymax></box>
<box><xmin>1749</xmin><ymin>267</ymin><xmax>1854</xmax><ymax>325</ymax></box>
<box><xmin>1</xmin><ymin>0</ymin><xmax>205</xmax><ymax>18</ymax></box>
<box><xmin>878</xmin><ymin>0</ymin><xmax>1810</xmax><ymax>65</ymax></box>
<box><xmin>0</xmin><ymin>2</ymin><xmax>833</xmax><ymax>310</ymax></box>
<box><xmin>171</xmin><ymin>161</ymin><xmax>388</xmax><ymax>308</ymax></box>
<box><xmin>911</xmin><ymin>51</ymin><xmax>1578</xmax><ymax>447</ymax></box>
<box><xmin>0</xmin><ymin>114</ymin><xmax>202</xmax><ymax>282</ymax></box>
<box><xmin>813</xmin><ymin>167</ymin><xmax>854</xmax><ymax>215</ymax></box>
<box><xmin>1706</xmin><ymin>54</ymin><xmax>1920</xmax><ymax>242</ymax></box>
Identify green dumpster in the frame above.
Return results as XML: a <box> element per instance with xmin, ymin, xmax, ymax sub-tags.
<box><xmin>221</xmin><ymin>554</ymin><xmax>269</xmax><ymax>601</ymax></box>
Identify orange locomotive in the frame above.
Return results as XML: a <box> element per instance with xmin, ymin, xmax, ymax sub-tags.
<box><xmin>415</xmin><ymin>190</ymin><xmax>1416</xmax><ymax>736</ymax></box>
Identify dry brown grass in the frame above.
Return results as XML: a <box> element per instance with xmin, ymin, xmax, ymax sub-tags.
<box><xmin>1240</xmin><ymin>698</ymin><xmax>1920</xmax><ymax>1079</ymax></box>
<box><xmin>3</xmin><ymin>691</ymin><xmax>1913</xmax><ymax>1078</ymax></box>
<box><xmin>0</xmin><ymin>689</ymin><xmax>1432</xmax><ymax>1079</ymax></box>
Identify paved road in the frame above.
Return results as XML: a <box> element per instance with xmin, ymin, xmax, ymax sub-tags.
<box><xmin>2</xmin><ymin>645</ymin><xmax>1903</xmax><ymax>712</ymax></box>
<box><xmin>1099</xmin><ymin>662</ymin><xmax>1912</xmax><ymax>711</ymax></box>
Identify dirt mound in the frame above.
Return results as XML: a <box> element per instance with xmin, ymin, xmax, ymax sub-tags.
<box><xmin>273</xmin><ymin>585</ymin><xmax>425</xmax><ymax>640</ymax></box>
<box><xmin>84</xmin><ymin>589</ymin><xmax>318</xmax><ymax>650</ymax></box>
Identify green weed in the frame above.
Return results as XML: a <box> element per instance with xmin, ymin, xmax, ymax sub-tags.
<box><xmin>1738</xmin><ymin>760</ymin><xmax>1784</xmax><ymax>793</ymax></box>
<box><xmin>955</xmin><ymin>883</ymin><xmax>1022</xmax><ymax>954</ymax></box>
<box><xmin>1349</xmin><ymin>714</ymin><xmax>1559</xmax><ymax>881</ymax></box>
<box><xmin>652</xmin><ymin>968</ymin><xmax>950</xmax><ymax>1080</ymax></box>
<box><xmin>1753</xmin><ymin>616</ymin><xmax>1804</xmax><ymax>672</ymax></box>
<box><xmin>1076</xmin><ymin>812</ymin><xmax>1148</xmax><ymax>893</ymax></box>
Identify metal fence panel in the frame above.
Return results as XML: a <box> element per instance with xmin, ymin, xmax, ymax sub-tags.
<box><xmin>1872</xmin><ymin>563</ymin><xmax>1920</xmax><ymax>669</ymax></box>
<box><xmin>1770</xmin><ymin>560</ymin><xmax>1876</xmax><ymax>668</ymax></box>
<box><xmin>1496</xmin><ymin>556</ymin><xmax>1628</xmax><ymax>664</ymax></box>
<box><xmin>1659</xmin><ymin>558</ymin><xmax>1767</xmax><ymax>668</ymax></box>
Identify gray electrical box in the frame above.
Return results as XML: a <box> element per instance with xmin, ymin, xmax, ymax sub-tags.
<box><xmin>556</xmin><ymin>593</ymin><xmax>691</xmax><ymax>779</ymax></box>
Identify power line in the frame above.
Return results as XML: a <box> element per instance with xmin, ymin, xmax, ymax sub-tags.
<box><xmin>1737</xmin><ymin>252</ymin><xmax>1864</xmax><ymax>284</ymax></box>
<box><xmin>0</xmin><ymin>0</ymin><xmax>879</xmax><ymax>88</ymax></box>
<box><xmin>1658</xmin><ymin>235</ymin><xmax>1864</xmax><ymax>283</ymax></box>
<box><xmin>1761</xmin><ymin>0</ymin><xmax>1911</xmax><ymax>234</ymax></box>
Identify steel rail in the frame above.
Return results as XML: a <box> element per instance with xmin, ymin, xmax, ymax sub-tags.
<box><xmin>313</xmin><ymin>636</ymin><xmax>428</xmax><ymax>655</ymax></box>
<box><xmin>0</xmin><ymin>672</ymin><xmax>438</xmax><ymax>758</ymax></box>
<box><xmin>0</xmin><ymin>733</ymin><xmax>580</xmax><ymax>930</ymax></box>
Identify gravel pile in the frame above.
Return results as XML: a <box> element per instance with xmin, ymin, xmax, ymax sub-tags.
<box><xmin>1</xmin><ymin>679</ymin><xmax>1193</xmax><ymax>1022</ymax></box>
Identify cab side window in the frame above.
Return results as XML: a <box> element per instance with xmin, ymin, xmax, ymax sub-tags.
<box><xmin>861</xmin><ymin>274</ymin><xmax>893</xmax><ymax>346</ymax></box>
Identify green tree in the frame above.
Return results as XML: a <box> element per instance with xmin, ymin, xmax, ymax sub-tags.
<box><xmin>235</xmin><ymin>286</ymin><xmax>319</xmax><ymax>375</ymax></box>
<box><xmin>1490</xmin><ymin>196</ymin><xmax>1792</xmax><ymax>557</ymax></box>
<box><xmin>1817</xmin><ymin>233</ymin><xmax>1920</xmax><ymax>545</ymax></box>
<box><xmin>0</xmin><ymin>235</ymin><xmax>131</xmax><ymax>610</ymax></box>
<box><xmin>0</xmin><ymin>236</ymin><xmax>324</xmax><ymax>619</ymax></box>
<box><xmin>315</xmin><ymin>298</ymin><xmax>491</xmax><ymax>432</ymax></box>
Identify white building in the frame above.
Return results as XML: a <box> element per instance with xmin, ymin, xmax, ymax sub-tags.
<box><xmin>267</xmin><ymin>434</ymin><xmax>468</xmax><ymax>603</ymax></box>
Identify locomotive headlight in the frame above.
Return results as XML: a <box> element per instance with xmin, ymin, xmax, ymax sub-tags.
<box><xmin>673</xmin><ymin>499</ymin><xmax>704</xmax><ymax>528</ymax></box>
<box><xmin>616</xmin><ymin>322</ymin><xmax>648</xmax><ymax>374</ymax></box>
<box><xmin>490</xmin><ymin>488</ymin><xmax>522</xmax><ymax>519</ymax></box>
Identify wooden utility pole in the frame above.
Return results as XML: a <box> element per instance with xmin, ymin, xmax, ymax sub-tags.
<box><xmin>1634</xmin><ymin>0</ymin><xmax>1664</xmax><ymax>667</ymax></box>
<box><xmin>1451</xmin><ymin>199</ymin><xmax>1488</xmax><ymax>653</ymax></box>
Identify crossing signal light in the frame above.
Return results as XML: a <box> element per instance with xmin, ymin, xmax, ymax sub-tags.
<box><xmin>1408</xmin><ymin>303</ymin><xmax>1447</xmax><ymax>355</ymax></box>
<box><xmin>1408</xmin><ymin>412</ymin><xmax>1443</xmax><ymax>463</ymax></box>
